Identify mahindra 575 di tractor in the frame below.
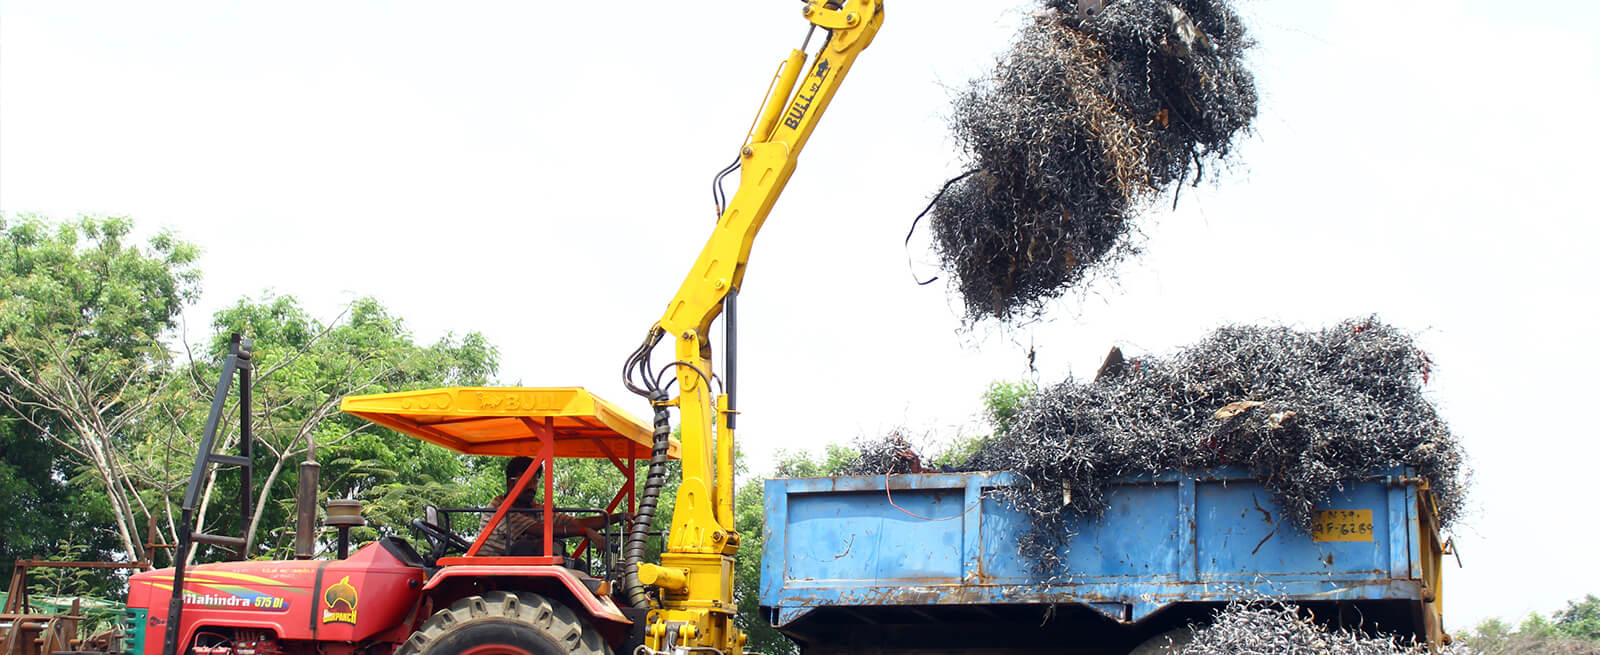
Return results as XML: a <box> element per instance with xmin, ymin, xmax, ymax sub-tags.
<box><xmin>126</xmin><ymin>386</ymin><xmax>678</xmax><ymax>655</ymax></box>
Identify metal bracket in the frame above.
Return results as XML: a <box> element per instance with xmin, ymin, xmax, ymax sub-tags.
<box><xmin>803</xmin><ymin>0</ymin><xmax>881</xmax><ymax>45</ymax></box>
<box><xmin>801</xmin><ymin>1</ymin><xmax>858</xmax><ymax>30</ymax></box>
<box><xmin>1441</xmin><ymin>536</ymin><xmax>1463</xmax><ymax>568</ymax></box>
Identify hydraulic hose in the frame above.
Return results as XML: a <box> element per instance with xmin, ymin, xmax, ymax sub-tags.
<box><xmin>623</xmin><ymin>391</ymin><xmax>673</xmax><ymax>608</ymax></box>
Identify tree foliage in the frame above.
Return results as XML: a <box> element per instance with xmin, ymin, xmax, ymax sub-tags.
<box><xmin>0</xmin><ymin>214</ymin><xmax>505</xmax><ymax>571</ymax></box>
<box><xmin>0</xmin><ymin>418</ymin><xmax>125</xmax><ymax>593</ymax></box>
<box><xmin>191</xmin><ymin>293</ymin><xmax>500</xmax><ymax>556</ymax></box>
<box><xmin>0</xmin><ymin>214</ymin><xmax>199</xmax><ymax>575</ymax></box>
<box><xmin>1456</xmin><ymin>597</ymin><xmax>1600</xmax><ymax>654</ymax></box>
<box><xmin>1557</xmin><ymin>595</ymin><xmax>1600</xmax><ymax>642</ymax></box>
<box><xmin>982</xmin><ymin>379</ymin><xmax>1037</xmax><ymax>437</ymax></box>
<box><xmin>772</xmin><ymin>444</ymin><xmax>862</xmax><ymax>478</ymax></box>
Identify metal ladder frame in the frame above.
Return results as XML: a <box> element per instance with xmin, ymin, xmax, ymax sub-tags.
<box><xmin>162</xmin><ymin>333</ymin><xmax>255</xmax><ymax>655</ymax></box>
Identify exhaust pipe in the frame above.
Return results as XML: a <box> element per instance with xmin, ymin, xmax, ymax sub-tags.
<box><xmin>294</xmin><ymin>460</ymin><xmax>320</xmax><ymax>559</ymax></box>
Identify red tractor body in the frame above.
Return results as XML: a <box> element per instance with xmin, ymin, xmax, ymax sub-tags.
<box><xmin>128</xmin><ymin>540</ymin><xmax>422</xmax><ymax>654</ymax></box>
<box><xmin>126</xmin><ymin>388</ymin><xmax>670</xmax><ymax>655</ymax></box>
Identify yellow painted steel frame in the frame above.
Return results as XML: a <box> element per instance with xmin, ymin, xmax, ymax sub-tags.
<box><xmin>645</xmin><ymin>1</ymin><xmax>882</xmax><ymax>652</ymax></box>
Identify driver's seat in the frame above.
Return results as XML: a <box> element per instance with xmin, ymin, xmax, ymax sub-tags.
<box><xmin>411</xmin><ymin>505</ymin><xmax>591</xmax><ymax>572</ymax></box>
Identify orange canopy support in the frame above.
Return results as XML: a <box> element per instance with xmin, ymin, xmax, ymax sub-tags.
<box><xmin>339</xmin><ymin>387</ymin><xmax>677</xmax><ymax>460</ymax></box>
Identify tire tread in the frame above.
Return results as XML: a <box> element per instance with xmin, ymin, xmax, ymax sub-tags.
<box><xmin>395</xmin><ymin>591</ymin><xmax>611</xmax><ymax>655</ymax></box>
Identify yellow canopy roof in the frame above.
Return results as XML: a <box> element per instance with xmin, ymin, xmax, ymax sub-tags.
<box><xmin>339</xmin><ymin>387</ymin><xmax>677</xmax><ymax>460</ymax></box>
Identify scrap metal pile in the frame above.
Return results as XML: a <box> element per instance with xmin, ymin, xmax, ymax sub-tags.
<box><xmin>841</xmin><ymin>431</ymin><xmax>927</xmax><ymax>476</ymax></box>
<box><xmin>848</xmin><ymin>318</ymin><xmax>1466</xmax><ymax>569</ymax></box>
<box><xmin>929</xmin><ymin>0</ymin><xmax>1257</xmax><ymax>321</ymax></box>
<box><xmin>1178</xmin><ymin>600</ymin><xmax>1447</xmax><ymax>655</ymax></box>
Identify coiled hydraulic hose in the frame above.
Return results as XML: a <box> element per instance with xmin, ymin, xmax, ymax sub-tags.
<box><xmin>623</xmin><ymin>391</ymin><xmax>673</xmax><ymax>608</ymax></box>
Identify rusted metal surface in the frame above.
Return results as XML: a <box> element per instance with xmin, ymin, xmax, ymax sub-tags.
<box><xmin>2</xmin><ymin>560</ymin><xmax>141</xmax><ymax>654</ymax></box>
<box><xmin>5</xmin><ymin>560</ymin><xmax>147</xmax><ymax>614</ymax></box>
<box><xmin>762</xmin><ymin>468</ymin><xmax>1443</xmax><ymax>636</ymax></box>
<box><xmin>1</xmin><ymin>611</ymin><xmax>85</xmax><ymax>655</ymax></box>
<box><xmin>12</xmin><ymin>561</ymin><xmax>148</xmax><ymax>570</ymax></box>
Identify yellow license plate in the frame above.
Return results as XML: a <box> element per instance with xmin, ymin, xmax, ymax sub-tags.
<box><xmin>1312</xmin><ymin>509</ymin><xmax>1374</xmax><ymax>542</ymax></box>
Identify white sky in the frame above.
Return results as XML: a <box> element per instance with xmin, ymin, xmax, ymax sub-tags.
<box><xmin>3</xmin><ymin>0</ymin><xmax>1596</xmax><ymax>632</ymax></box>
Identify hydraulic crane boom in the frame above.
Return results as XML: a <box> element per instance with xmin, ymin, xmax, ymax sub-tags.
<box><xmin>623</xmin><ymin>1</ymin><xmax>883</xmax><ymax>653</ymax></box>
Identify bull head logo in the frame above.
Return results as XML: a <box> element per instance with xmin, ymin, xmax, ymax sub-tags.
<box><xmin>321</xmin><ymin>576</ymin><xmax>359</xmax><ymax>625</ymax></box>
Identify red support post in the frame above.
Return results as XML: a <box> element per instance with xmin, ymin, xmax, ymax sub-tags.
<box><xmin>466</xmin><ymin>462</ymin><xmax>538</xmax><ymax>556</ymax></box>
<box><xmin>542</xmin><ymin>417</ymin><xmax>555</xmax><ymax>561</ymax></box>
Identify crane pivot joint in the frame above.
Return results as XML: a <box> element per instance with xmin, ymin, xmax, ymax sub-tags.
<box><xmin>638</xmin><ymin>562</ymin><xmax>690</xmax><ymax>591</ymax></box>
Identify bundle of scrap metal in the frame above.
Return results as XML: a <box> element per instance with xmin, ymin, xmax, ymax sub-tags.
<box><xmin>961</xmin><ymin>317</ymin><xmax>1465</xmax><ymax>568</ymax></box>
<box><xmin>838</xmin><ymin>431</ymin><xmax>927</xmax><ymax>476</ymax></box>
<box><xmin>929</xmin><ymin>0</ymin><xmax>1256</xmax><ymax>321</ymax></box>
<box><xmin>1178</xmin><ymin>600</ymin><xmax>1447</xmax><ymax>654</ymax></box>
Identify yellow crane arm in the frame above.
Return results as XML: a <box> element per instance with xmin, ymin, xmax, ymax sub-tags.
<box><xmin>663</xmin><ymin>0</ymin><xmax>883</xmax><ymax>548</ymax></box>
<box><xmin>631</xmin><ymin>1</ymin><xmax>883</xmax><ymax>653</ymax></box>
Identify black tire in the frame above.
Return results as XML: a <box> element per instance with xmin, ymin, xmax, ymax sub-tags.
<box><xmin>398</xmin><ymin>591</ymin><xmax>611</xmax><ymax>655</ymax></box>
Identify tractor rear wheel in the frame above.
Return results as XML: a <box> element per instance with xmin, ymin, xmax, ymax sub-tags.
<box><xmin>398</xmin><ymin>591</ymin><xmax>611</xmax><ymax>655</ymax></box>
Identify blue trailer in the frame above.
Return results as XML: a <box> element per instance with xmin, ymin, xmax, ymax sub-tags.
<box><xmin>759</xmin><ymin>467</ymin><xmax>1447</xmax><ymax>654</ymax></box>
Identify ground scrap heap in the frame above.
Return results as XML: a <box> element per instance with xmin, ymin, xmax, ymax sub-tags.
<box><xmin>1179</xmin><ymin>600</ymin><xmax>1452</xmax><ymax>655</ymax></box>
<box><xmin>929</xmin><ymin>0</ymin><xmax>1257</xmax><ymax>321</ymax></box>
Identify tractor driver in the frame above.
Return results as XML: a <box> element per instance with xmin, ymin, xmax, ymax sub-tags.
<box><xmin>477</xmin><ymin>456</ymin><xmax>613</xmax><ymax>557</ymax></box>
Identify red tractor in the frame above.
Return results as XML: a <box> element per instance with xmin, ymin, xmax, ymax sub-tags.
<box><xmin>124</xmin><ymin>387</ymin><xmax>674</xmax><ymax>655</ymax></box>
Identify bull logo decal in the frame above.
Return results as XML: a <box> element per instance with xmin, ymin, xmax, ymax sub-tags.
<box><xmin>321</xmin><ymin>576</ymin><xmax>359</xmax><ymax>625</ymax></box>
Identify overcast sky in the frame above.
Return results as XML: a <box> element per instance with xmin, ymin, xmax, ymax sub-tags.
<box><xmin>3</xmin><ymin>0</ymin><xmax>1597</xmax><ymax>632</ymax></box>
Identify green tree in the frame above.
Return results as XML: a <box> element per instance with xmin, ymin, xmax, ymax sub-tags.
<box><xmin>25</xmin><ymin>538</ymin><xmax>96</xmax><ymax>600</ymax></box>
<box><xmin>0</xmin><ymin>419</ymin><xmax>125</xmax><ymax>591</ymax></box>
<box><xmin>0</xmin><ymin>214</ymin><xmax>199</xmax><ymax>567</ymax></box>
<box><xmin>982</xmin><ymin>379</ymin><xmax>1037</xmax><ymax>437</ymax></box>
<box><xmin>1556</xmin><ymin>595</ymin><xmax>1600</xmax><ymax>641</ymax></box>
<box><xmin>550</xmin><ymin>457</ymin><xmax>633</xmax><ymax>510</ymax></box>
<box><xmin>181</xmin><ymin>294</ymin><xmax>499</xmax><ymax>557</ymax></box>
<box><xmin>772</xmin><ymin>444</ymin><xmax>860</xmax><ymax>478</ymax></box>
<box><xmin>1457</xmin><ymin>596</ymin><xmax>1600</xmax><ymax>655</ymax></box>
<box><xmin>924</xmin><ymin>379</ymin><xmax>1037</xmax><ymax>470</ymax></box>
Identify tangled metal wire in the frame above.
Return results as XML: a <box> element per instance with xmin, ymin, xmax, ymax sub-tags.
<box><xmin>839</xmin><ymin>430</ymin><xmax>927</xmax><ymax>476</ymax></box>
<box><xmin>845</xmin><ymin>318</ymin><xmax>1466</xmax><ymax>571</ymax></box>
<box><xmin>968</xmin><ymin>317</ymin><xmax>1465</xmax><ymax>568</ymax></box>
<box><xmin>1179</xmin><ymin>600</ymin><xmax>1457</xmax><ymax>655</ymax></box>
<box><xmin>930</xmin><ymin>0</ymin><xmax>1257</xmax><ymax>322</ymax></box>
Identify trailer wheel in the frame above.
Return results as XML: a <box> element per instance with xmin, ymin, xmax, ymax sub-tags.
<box><xmin>1128</xmin><ymin>627</ymin><xmax>1196</xmax><ymax>655</ymax></box>
<box><xmin>398</xmin><ymin>591</ymin><xmax>611</xmax><ymax>655</ymax></box>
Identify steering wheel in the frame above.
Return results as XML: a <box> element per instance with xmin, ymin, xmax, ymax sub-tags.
<box><xmin>410</xmin><ymin>507</ymin><xmax>472</xmax><ymax>560</ymax></box>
